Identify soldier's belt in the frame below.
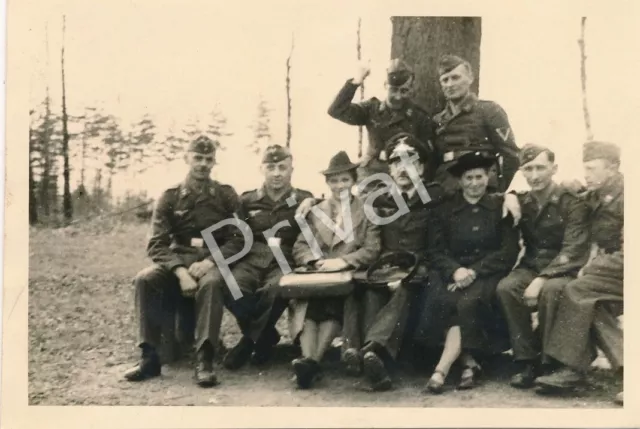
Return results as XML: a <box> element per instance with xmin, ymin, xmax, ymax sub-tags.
<box><xmin>443</xmin><ymin>149</ymin><xmax>498</xmax><ymax>163</ymax></box>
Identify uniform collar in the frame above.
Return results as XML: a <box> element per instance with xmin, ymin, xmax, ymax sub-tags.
<box><xmin>595</xmin><ymin>173</ymin><xmax>623</xmax><ymax>201</ymax></box>
<box><xmin>452</xmin><ymin>190</ymin><xmax>498</xmax><ymax>213</ymax></box>
<box><xmin>257</xmin><ymin>184</ymin><xmax>296</xmax><ymax>203</ymax></box>
<box><xmin>180</xmin><ymin>175</ymin><xmax>216</xmax><ymax>197</ymax></box>
<box><xmin>435</xmin><ymin>92</ymin><xmax>478</xmax><ymax>123</ymax></box>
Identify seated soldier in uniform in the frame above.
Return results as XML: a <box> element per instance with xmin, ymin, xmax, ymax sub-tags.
<box><xmin>124</xmin><ymin>136</ymin><xmax>241</xmax><ymax>388</ymax></box>
<box><xmin>288</xmin><ymin>151</ymin><xmax>381</xmax><ymax>389</ymax></box>
<box><xmin>222</xmin><ymin>145</ymin><xmax>316</xmax><ymax>370</ymax></box>
<box><xmin>340</xmin><ymin>132</ymin><xmax>447</xmax><ymax>392</ymax></box>
<box><xmin>535</xmin><ymin>141</ymin><xmax>623</xmax><ymax>404</ymax></box>
<box><xmin>496</xmin><ymin>144</ymin><xmax>590</xmax><ymax>389</ymax></box>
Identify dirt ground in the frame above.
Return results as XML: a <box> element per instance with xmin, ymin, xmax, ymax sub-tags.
<box><xmin>28</xmin><ymin>221</ymin><xmax>621</xmax><ymax>407</ymax></box>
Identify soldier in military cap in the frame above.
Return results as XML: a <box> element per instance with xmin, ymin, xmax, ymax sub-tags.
<box><xmin>433</xmin><ymin>54</ymin><xmax>520</xmax><ymax>194</ymax></box>
<box><xmin>496</xmin><ymin>144</ymin><xmax>591</xmax><ymax>389</ymax></box>
<box><xmin>535</xmin><ymin>141</ymin><xmax>623</xmax><ymax>400</ymax></box>
<box><xmin>327</xmin><ymin>58</ymin><xmax>439</xmax><ymax>193</ymax></box>
<box><xmin>221</xmin><ymin>144</ymin><xmax>317</xmax><ymax>370</ymax></box>
<box><xmin>124</xmin><ymin>135</ymin><xmax>241</xmax><ymax>388</ymax></box>
<box><xmin>340</xmin><ymin>132</ymin><xmax>447</xmax><ymax>391</ymax></box>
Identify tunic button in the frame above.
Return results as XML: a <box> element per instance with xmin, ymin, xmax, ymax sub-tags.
<box><xmin>472</xmin><ymin>226</ymin><xmax>480</xmax><ymax>231</ymax></box>
<box><xmin>472</xmin><ymin>208</ymin><xmax>479</xmax><ymax>213</ymax></box>
<box><xmin>474</xmin><ymin>248</ymin><xmax>480</xmax><ymax>253</ymax></box>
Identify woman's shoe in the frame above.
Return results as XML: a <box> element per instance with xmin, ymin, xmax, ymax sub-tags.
<box><xmin>458</xmin><ymin>365</ymin><xmax>481</xmax><ymax>390</ymax></box>
<box><xmin>292</xmin><ymin>357</ymin><xmax>319</xmax><ymax>389</ymax></box>
<box><xmin>424</xmin><ymin>370</ymin><xmax>446</xmax><ymax>394</ymax></box>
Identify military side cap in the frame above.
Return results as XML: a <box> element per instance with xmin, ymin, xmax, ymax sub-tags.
<box><xmin>519</xmin><ymin>143</ymin><xmax>554</xmax><ymax>165</ymax></box>
<box><xmin>438</xmin><ymin>54</ymin><xmax>470</xmax><ymax>76</ymax></box>
<box><xmin>365</xmin><ymin>251</ymin><xmax>419</xmax><ymax>286</ymax></box>
<box><xmin>262</xmin><ymin>144</ymin><xmax>292</xmax><ymax>164</ymax></box>
<box><xmin>583</xmin><ymin>140</ymin><xmax>620</xmax><ymax>164</ymax></box>
<box><xmin>188</xmin><ymin>135</ymin><xmax>216</xmax><ymax>154</ymax></box>
<box><xmin>322</xmin><ymin>150</ymin><xmax>359</xmax><ymax>176</ymax></box>
<box><xmin>386</xmin><ymin>58</ymin><xmax>414</xmax><ymax>87</ymax></box>
<box><xmin>447</xmin><ymin>151</ymin><xmax>495</xmax><ymax>177</ymax></box>
<box><xmin>385</xmin><ymin>132</ymin><xmax>428</xmax><ymax>162</ymax></box>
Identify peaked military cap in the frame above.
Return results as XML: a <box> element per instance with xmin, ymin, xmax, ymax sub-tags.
<box><xmin>447</xmin><ymin>151</ymin><xmax>495</xmax><ymax>177</ymax></box>
<box><xmin>322</xmin><ymin>151</ymin><xmax>359</xmax><ymax>176</ymax></box>
<box><xmin>583</xmin><ymin>140</ymin><xmax>621</xmax><ymax>164</ymax></box>
<box><xmin>385</xmin><ymin>132</ymin><xmax>428</xmax><ymax>162</ymax></box>
<box><xmin>437</xmin><ymin>54</ymin><xmax>471</xmax><ymax>76</ymax></box>
<box><xmin>262</xmin><ymin>144</ymin><xmax>292</xmax><ymax>164</ymax></box>
<box><xmin>366</xmin><ymin>251</ymin><xmax>419</xmax><ymax>286</ymax></box>
<box><xmin>188</xmin><ymin>135</ymin><xmax>216</xmax><ymax>154</ymax></box>
<box><xmin>386</xmin><ymin>58</ymin><xmax>414</xmax><ymax>86</ymax></box>
<box><xmin>519</xmin><ymin>143</ymin><xmax>555</xmax><ymax>165</ymax></box>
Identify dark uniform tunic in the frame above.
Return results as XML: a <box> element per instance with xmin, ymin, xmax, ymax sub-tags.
<box><xmin>433</xmin><ymin>93</ymin><xmax>520</xmax><ymax>193</ymax></box>
<box><xmin>545</xmin><ymin>173</ymin><xmax>624</xmax><ymax>371</ymax></box>
<box><xmin>342</xmin><ymin>182</ymin><xmax>445</xmax><ymax>360</ymax></box>
<box><xmin>134</xmin><ymin>177</ymin><xmax>241</xmax><ymax>352</ymax></box>
<box><xmin>328</xmin><ymin>80</ymin><xmax>439</xmax><ymax>183</ymax></box>
<box><xmin>226</xmin><ymin>185</ymin><xmax>314</xmax><ymax>343</ymax></box>
<box><xmin>496</xmin><ymin>183</ymin><xmax>591</xmax><ymax>362</ymax></box>
<box><xmin>420</xmin><ymin>191</ymin><xmax>520</xmax><ymax>355</ymax></box>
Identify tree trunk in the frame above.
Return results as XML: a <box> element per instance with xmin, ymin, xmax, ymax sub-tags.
<box><xmin>390</xmin><ymin>17</ymin><xmax>482</xmax><ymax>115</ymax></box>
<box><xmin>29</xmin><ymin>162</ymin><xmax>38</xmax><ymax>225</ymax></box>
<box><xmin>578</xmin><ymin>17</ymin><xmax>593</xmax><ymax>141</ymax></box>
<box><xmin>61</xmin><ymin>15</ymin><xmax>73</xmax><ymax>222</ymax></box>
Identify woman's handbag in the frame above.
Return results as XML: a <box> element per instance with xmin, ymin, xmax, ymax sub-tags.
<box><xmin>277</xmin><ymin>266</ymin><xmax>355</xmax><ymax>299</ymax></box>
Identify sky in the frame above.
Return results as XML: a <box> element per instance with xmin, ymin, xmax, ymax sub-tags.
<box><xmin>29</xmin><ymin>3</ymin><xmax>640</xmax><ymax>199</ymax></box>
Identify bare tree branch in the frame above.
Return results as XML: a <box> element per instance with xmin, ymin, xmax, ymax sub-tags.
<box><xmin>285</xmin><ymin>32</ymin><xmax>295</xmax><ymax>148</ymax></box>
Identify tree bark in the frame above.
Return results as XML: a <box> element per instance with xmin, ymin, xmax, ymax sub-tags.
<box><xmin>578</xmin><ymin>17</ymin><xmax>594</xmax><ymax>141</ymax></box>
<box><xmin>29</xmin><ymin>119</ymin><xmax>38</xmax><ymax>225</ymax></box>
<box><xmin>61</xmin><ymin>15</ymin><xmax>73</xmax><ymax>222</ymax></box>
<box><xmin>390</xmin><ymin>17</ymin><xmax>482</xmax><ymax>115</ymax></box>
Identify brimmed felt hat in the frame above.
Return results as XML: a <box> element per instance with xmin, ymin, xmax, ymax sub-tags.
<box><xmin>447</xmin><ymin>151</ymin><xmax>496</xmax><ymax>177</ymax></box>
<box><xmin>321</xmin><ymin>151</ymin><xmax>359</xmax><ymax>176</ymax></box>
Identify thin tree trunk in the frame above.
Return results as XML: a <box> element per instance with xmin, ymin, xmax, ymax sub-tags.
<box><xmin>61</xmin><ymin>14</ymin><xmax>73</xmax><ymax>222</ymax></box>
<box><xmin>285</xmin><ymin>33</ymin><xmax>294</xmax><ymax>148</ymax></box>
<box><xmin>29</xmin><ymin>124</ymin><xmax>38</xmax><ymax>224</ymax></box>
<box><xmin>356</xmin><ymin>17</ymin><xmax>364</xmax><ymax>158</ymax></box>
<box><xmin>578</xmin><ymin>17</ymin><xmax>594</xmax><ymax>141</ymax></box>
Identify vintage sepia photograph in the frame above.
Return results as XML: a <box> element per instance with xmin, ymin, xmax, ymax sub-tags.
<box><xmin>3</xmin><ymin>0</ymin><xmax>639</xmax><ymax>427</ymax></box>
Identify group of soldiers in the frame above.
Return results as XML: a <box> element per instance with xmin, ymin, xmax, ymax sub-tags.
<box><xmin>123</xmin><ymin>54</ymin><xmax>624</xmax><ymax>404</ymax></box>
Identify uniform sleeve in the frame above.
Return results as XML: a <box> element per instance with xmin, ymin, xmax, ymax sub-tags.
<box><xmin>539</xmin><ymin>195</ymin><xmax>591</xmax><ymax>278</ymax></box>
<box><xmin>583</xmin><ymin>249</ymin><xmax>624</xmax><ymax>281</ymax></box>
<box><xmin>417</xmin><ymin>115</ymin><xmax>441</xmax><ymax>179</ymax></box>
<box><xmin>483</xmin><ymin>102</ymin><xmax>520</xmax><ymax>190</ymax></box>
<box><xmin>469</xmin><ymin>214</ymin><xmax>520</xmax><ymax>277</ymax></box>
<box><xmin>205</xmin><ymin>186</ymin><xmax>246</xmax><ymax>263</ymax></box>
<box><xmin>341</xmin><ymin>219</ymin><xmax>381</xmax><ymax>269</ymax></box>
<box><xmin>427</xmin><ymin>207</ymin><xmax>463</xmax><ymax>281</ymax></box>
<box><xmin>146</xmin><ymin>190</ymin><xmax>184</xmax><ymax>271</ymax></box>
<box><xmin>327</xmin><ymin>79</ymin><xmax>372</xmax><ymax>126</ymax></box>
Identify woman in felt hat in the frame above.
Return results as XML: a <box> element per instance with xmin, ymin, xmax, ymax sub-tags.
<box><xmin>415</xmin><ymin>151</ymin><xmax>519</xmax><ymax>392</ymax></box>
<box><xmin>288</xmin><ymin>151</ymin><xmax>381</xmax><ymax>389</ymax></box>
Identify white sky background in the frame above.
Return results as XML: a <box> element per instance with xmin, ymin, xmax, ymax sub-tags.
<box><xmin>29</xmin><ymin>4</ymin><xmax>639</xmax><ymax>199</ymax></box>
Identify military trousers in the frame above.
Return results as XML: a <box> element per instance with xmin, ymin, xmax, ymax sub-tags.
<box><xmin>342</xmin><ymin>284</ymin><xmax>417</xmax><ymax>360</ymax></box>
<box><xmin>496</xmin><ymin>268</ymin><xmax>573</xmax><ymax>362</ymax></box>
<box><xmin>545</xmin><ymin>272</ymin><xmax>623</xmax><ymax>371</ymax></box>
<box><xmin>134</xmin><ymin>264</ymin><xmax>228</xmax><ymax>354</ymax></box>
<box><xmin>224</xmin><ymin>259</ymin><xmax>287</xmax><ymax>344</ymax></box>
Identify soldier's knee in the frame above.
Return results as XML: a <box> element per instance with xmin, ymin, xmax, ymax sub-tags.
<box><xmin>197</xmin><ymin>269</ymin><xmax>225</xmax><ymax>292</ymax></box>
<box><xmin>496</xmin><ymin>276</ymin><xmax>520</xmax><ymax>298</ymax></box>
<box><xmin>540</xmin><ymin>279</ymin><xmax>566</xmax><ymax>301</ymax></box>
<box><xmin>133</xmin><ymin>265</ymin><xmax>165</xmax><ymax>287</ymax></box>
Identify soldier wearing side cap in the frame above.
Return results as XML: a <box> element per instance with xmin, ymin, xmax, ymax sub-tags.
<box><xmin>535</xmin><ymin>141</ymin><xmax>623</xmax><ymax>402</ymax></box>
<box><xmin>496</xmin><ymin>144</ymin><xmax>591</xmax><ymax>389</ymax></box>
<box><xmin>221</xmin><ymin>145</ymin><xmax>316</xmax><ymax>370</ymax></box>
<box><xmin>433</xmin><ymin>54</ymin><xmax>520</xmax><ymax>194</ymax></box>
<box><xmin>124</xmin><ymin>136</ymin><xmax>242</xmax><ymax>388</ymax></box>
<box><xmin>328</xmin><ymin>59</ymin><xmax>439</xmax><ymax>192</ymax></box>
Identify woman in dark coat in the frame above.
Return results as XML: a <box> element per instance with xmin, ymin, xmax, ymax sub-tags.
<box><xmin>416</xmin><ymin>151</ymin><xmax>520</xmax><ymax>392</ymax></box>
